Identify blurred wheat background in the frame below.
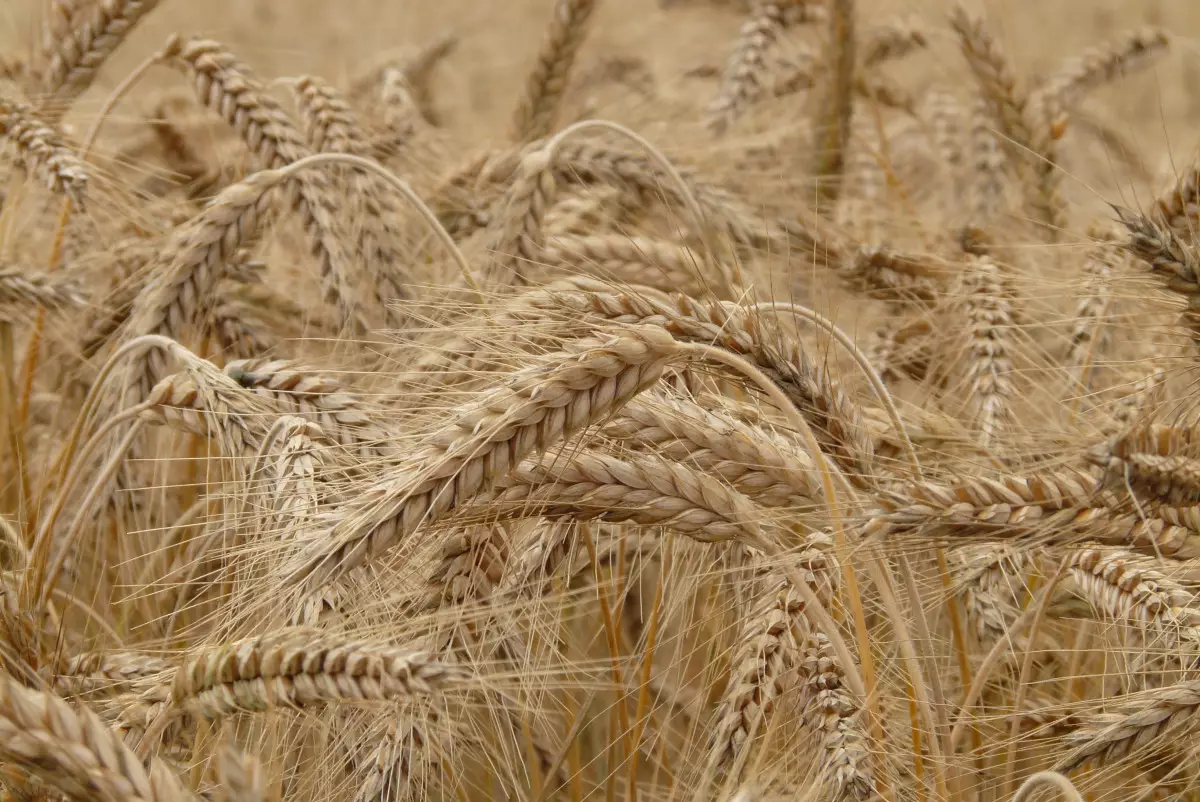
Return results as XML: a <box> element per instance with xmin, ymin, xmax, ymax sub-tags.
<box><xmin>1</xmin><ymin>1</ymin><xmax>1200</xmax><ymax>801</ymax></box>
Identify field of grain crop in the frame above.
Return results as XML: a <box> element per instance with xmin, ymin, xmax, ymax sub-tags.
<box><xmin>0</xmin><ymin>0</ymin><xmax>1199</xmax><ymax>800</ymax></box>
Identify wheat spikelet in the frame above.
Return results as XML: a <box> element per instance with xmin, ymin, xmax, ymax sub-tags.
<box><xmin>214</xmin><ymin>743</ymin><xmax>265</xmax><ymax>802</ymax></box>
<box><xmin>42</xmin><ymin>0</ymin><xmax>163</xmax><ymax>108</ymax></box>
<box><xmin>511</xmin><ymin>0</ymin><xmax>599</xmax><ymax>143</ymax></box>
<box><xmin>172</xmin><ymin>630</ymin><xmax>468</xmax><ymax>718</ymax></box>
<box><xmin>0</xmin><ymin>92</ymin><xmax>88</xmax><ymax>204</ymax></box>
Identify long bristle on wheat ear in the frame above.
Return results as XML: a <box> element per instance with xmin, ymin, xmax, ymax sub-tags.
<box><xmin>0</xmin><ymin>93</ymin><xmax>88</xmax><ymax>204</ymax></box>
<box><xmin>0</xmin><ymin>673</ymin><xmax>191</xmax><ymax>802</ymax></box>
<box><xmin>171</xmin><ymin>631</ymin><xmax>469</xmax><ymax>717</ymax></box>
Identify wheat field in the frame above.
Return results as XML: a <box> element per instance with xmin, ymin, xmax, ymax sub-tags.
<box><xmin>0</xmin><ymin>0</ymin><xmax>1198</xmax><ymax>800</ymax></box>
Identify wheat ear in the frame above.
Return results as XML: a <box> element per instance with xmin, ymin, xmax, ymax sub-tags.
<box><xmin>167</xmin><ymin>37</ymin><xmax>365</xmax><ymax>328</ymax></box>
<box><xmin>800</xmin><ymin>632</ymin><xmax>875</xmax><ymax>801</ymax></box>
<box><xmin>0</xmin><ymin>674</ymin><xmax>192</xmax><ymax>802</ymax></box>
<box><xmin>951</xmin><ymin>3</ymin><xmax>1062</xmax><ymax>233</ymax></box>
<box><xmin>171</xmin><ymin>631</ymin><xmax>468</xmax><ymax>719</ymax></box>
<box><xmin>1036</xmin><ymin>28</ymin><xmax>1171</xmax><ymax>116</ymax></box>
<box><xmin>810</xmin><ymin>0</ymin><xmax>856</xmax><ymax>214</ymax></box>
<box><xmin>960</xmin><ymin>254</ymin><xmax>1014</xmax><ymax>448</ymax></box>
<box><xmin>705</xmin><ymin>0</ymin><xmax>798</xmax><ymax>135</ymax></box>
<box><xmin>292</xmin><ymin>74</ymin><xmax>413</xmax><ymax>321</ymax></box>
<box><xmin>42</xmin><ymin>0</ymin><xmax>163</xmax><ymax>109</ymax></box>
<box><xmin>1058</xmin><ymin>681</ymin><xmax>1200</xmax><ymax>772</ymax></box>
<box><xmin>1119</xmin><ymin>210</ymin><xmax>1200</xmax><ymax>340</ymax></box>
<box><xmin>214</xmin><ymin>743</ymin><xmax>266</xmax><ymax>802</ymax></box>
<box><xmin>285</xmin><ymin>326</ymin><xmax>677</xmax><ymax>590</ymax></box>
<box><xmin>511</xmin><ymin>0</ymin><xmax>599</xmax><ymax>143</ymax></box>
<box><xmin>0</xmin><ymin>92</ymin><xmax>88</xmax><ymax>204</ymax></box>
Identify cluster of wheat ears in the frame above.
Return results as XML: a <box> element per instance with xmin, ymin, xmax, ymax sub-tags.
<box><xmin>0</xmin><ymin>0</ymin><xmax>1197</xmax><ymax>799</ymax></box>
